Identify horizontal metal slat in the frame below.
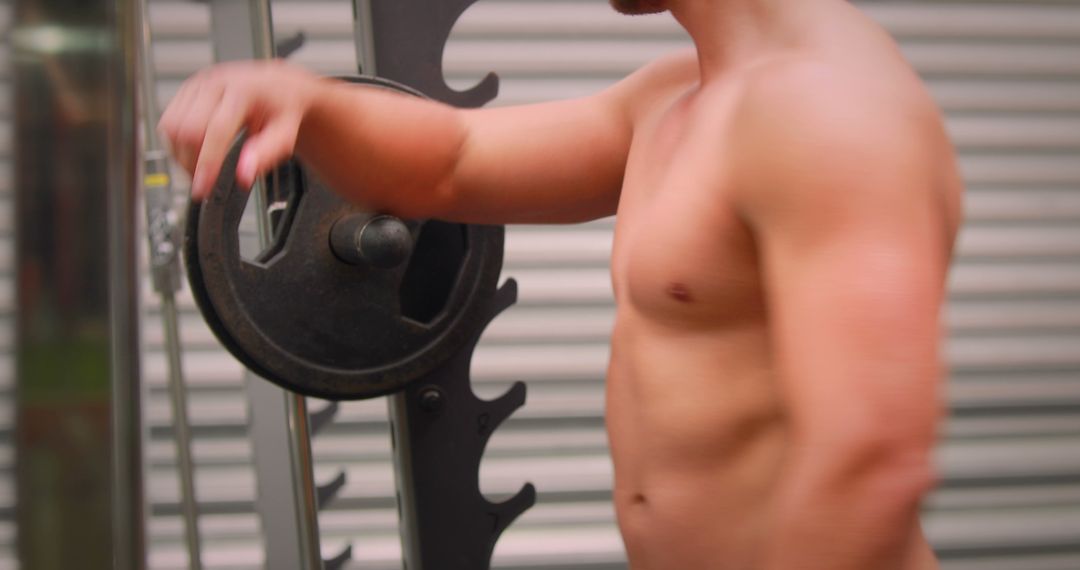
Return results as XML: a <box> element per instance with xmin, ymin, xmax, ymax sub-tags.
<box><xmin>443</xmin><ymin>39</ymin><xmax>1080</xmax><ymax>78</ymax></box>
<box><xmin>948</xmin><ymin>116</ymin><xmax>1080</xmax><ymax>150</ymax></box>
<box><xmin>946</xmin><ymin>414</ymin><xmax>1080</xmax><ymax>439</ymax></box>
<box><xmin>147</xmin><ymin>2</ymin><xmax>1080</xmax><ymax>43</ymax></box>
<box><xmin>903</xmin><ymin>41</ymin><xmax>1080</xmax><ymax>78</ymax></box>
<box><xmin>948</xmin><ymin>299</ymin><xmax>1080</xmax><ymax>331</ymax></box>
<box><xmin>927</xmin><ymin>507</ymin><xmax>1080</xmax><ymax>555</ymax></box>
<box><xmin>927</xmin><ymin>483</ymin><xmax>1080</xmax><ymax>511</ymax></box>
<box><xmin>147</xmin><ymin>1</ymin><xmax>208</xmax><ymax>37</ymax></box>
<box><xmin>957</xmin><ymin>224</ymin><xmax>1080</xmax><ymax>257</ymax></box>
<box><xmin>964</xmin><ymin>189</ymin><xmax>1080</xmax><ymax>221</ymax></box>
<box><xmin>948</xmin><ymin>262</ymin><xmax>1080</xmax><ymax>297</ymax></box>
<box><xmin>148</xmin><ymin>36</ymin><xmax>1080</xmax><ymax>81</ymax></box>
<box><xmin>950</xmin><ymin>373</ymin><xmax>1080</xmax><ymax>409</ymax></box>
<box><xmin>864</xmin><ymin>3</ymin><xmax>1080</xmax><ymax>40</ymax></box>
<box><xmin>929</xmin><ymin>79</ymin><xmax>1080</xmax><ymax>113</ymax></box>
<box><xmin>942</xmin><ymin>553</ymin><xmax>1080</xmax><ymax>570</ymax></box>
<box><xmin>960</xmin><ymin>155</ymin><xmax>1080</xmax><ymax>186</ymax></box>
<box><xmin>937</xmin><ymin>436</ymin><xmax>1080</xmax><ymax>483</ymax></box>
<box><xmin>948</xmin><ymin>335</ymin><xmax>1080</xmax><ymax>370</ymax></box>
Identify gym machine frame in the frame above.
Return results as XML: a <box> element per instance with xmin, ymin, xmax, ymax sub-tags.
<box><xmin>179</xmin><ymin>1</ymin><xmax>536</xmax><ymax>569</ymax></box>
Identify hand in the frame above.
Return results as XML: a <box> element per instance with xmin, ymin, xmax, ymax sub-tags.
<box><xmin>158</xmin><ymin>60</ymin><xmax>324</xmax><ymax>200</ymax></box>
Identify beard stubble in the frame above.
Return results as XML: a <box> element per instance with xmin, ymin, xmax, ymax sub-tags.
<box><xmin>609</xmin><ymin>0</ymin><xmax>668</xmax><ymax>15</ymax></box>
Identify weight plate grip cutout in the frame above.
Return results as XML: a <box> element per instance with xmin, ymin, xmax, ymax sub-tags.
<box><xmin>184</xmin><ymin>76</ymin><xmax>505</xmax><ymax>400</ymax></box>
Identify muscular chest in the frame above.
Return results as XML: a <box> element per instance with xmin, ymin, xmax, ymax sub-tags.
<box><xmin>610</xmin><ymin>101</ymin><xmax>765</xmax><ymax>327</ymax></box>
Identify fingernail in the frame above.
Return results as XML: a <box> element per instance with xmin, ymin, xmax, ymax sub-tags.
<box><xmin>192</xmin><ymin>170</ymin><xmax>206</xmax><ymax>200</ymax></box>
<box><xmin>237</xmin><ymin>152</ymin><xmax>257</xmax><ymax>186</ymax></box>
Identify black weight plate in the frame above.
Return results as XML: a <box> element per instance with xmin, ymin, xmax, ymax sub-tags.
<box><xmin>184</xmin><ymin>76</ymin><xmax>505</xmax><ymax>400</ymax></box>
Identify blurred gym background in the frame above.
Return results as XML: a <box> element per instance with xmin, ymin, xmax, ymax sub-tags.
<box><xmin>2</xmin><ymin>0</ymin><xmax>1080</xmax><ymax>568</ymax></box>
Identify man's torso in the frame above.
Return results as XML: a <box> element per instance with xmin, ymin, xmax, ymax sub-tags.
<box><xmin>602</xmin><ymin>14</ymin><xmax>962</xmax><ymax>570</ymax></box>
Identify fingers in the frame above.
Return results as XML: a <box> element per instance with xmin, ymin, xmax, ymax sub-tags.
<box><xmin>174</xmin><ymin>145</ymin><xmax>198</xmax><ymax>174</ymax></box>
<box><xmin>158</xmin><ymin>72</ymin><xmax>209</xmax><ymax>173</ymax></box>
<box><xmin>236</xmin><ymin>113</ymin><xmax>302</xmax><ymax>190</ymax></box>
<box><xmin>157</xmin><ymin>75</ymin><xmax>197</xmax><ymax>144</ymax></box>
<box><xmin>156</xmin><ymin>61</ymin><xmax>312</xmax><ymax>201</ymax></box>
<box><xmin>191</xmin><ymin>91</ymin><xmax>248</xmax><ymax>200</ymax></box>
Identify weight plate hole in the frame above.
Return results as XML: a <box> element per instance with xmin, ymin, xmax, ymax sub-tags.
<box><xmin>238</xmin><ymin>164</ymin><xmax>302</xmax><ymax>265</ymax></box>
<box><xmin>399</xmin><ymin>221</ymin><xmax>467</xmax><ymax>325</ymax></box>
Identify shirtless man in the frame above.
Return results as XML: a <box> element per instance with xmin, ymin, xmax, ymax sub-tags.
<box><xmin>160</xmin><ymin>0</ymin><xmax>963</xmax><ymax>567</ymax></box>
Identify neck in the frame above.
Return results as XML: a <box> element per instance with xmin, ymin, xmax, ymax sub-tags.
<box><xmin>669</xmin><ymin>0</ymin><xmax>822</xmax><ymax>83</ymax></box>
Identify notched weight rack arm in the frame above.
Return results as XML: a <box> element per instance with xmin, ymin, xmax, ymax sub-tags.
<box><xmin>391</xmin><ymin>281</ymin><xmax>535</xmax><ymax>569</ymax></box>
<box><xmin>358</xmin><ymin>0</ymin><xmax>499</xmax><ymax>107</ymax></box>
<box><xmin>358</xmin><ymin>1</ymin><xmax>534</xmax><ymax>568</ymax></box>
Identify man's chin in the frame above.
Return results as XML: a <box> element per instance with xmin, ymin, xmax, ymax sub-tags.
<box><xmin>609</xmin><ymin>0</ymin><xmax>668</xmax><ymax>15</ymax></box>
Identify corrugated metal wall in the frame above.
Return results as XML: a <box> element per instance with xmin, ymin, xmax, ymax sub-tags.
<box><xmin>3</xmin><ymin>0</ymin><xmax>1080</xmax><ymax>568</ymax></box>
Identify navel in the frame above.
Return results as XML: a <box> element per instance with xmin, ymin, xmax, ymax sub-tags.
<box><xmin>666</xmin><ymin>282</ymin><xmax>693</xmax><ymax>303</ymax></box>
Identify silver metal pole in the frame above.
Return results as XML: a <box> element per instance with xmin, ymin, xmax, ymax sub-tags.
<box><xmin>137</xmin><ymin>0</ymin><xmax>204</xmax><ymax>566</ymax></box>
<box><xmin>207</xmin><ymin>2</ymin><xmax>323</xmax><ymax>568</ymax></box>
<box><xmin>161</xmin><ymin>295</ymin><xmax>203</xmax><ymax>568</ymax></box>
<box><xmin>286</xmin><ymin>391</ymin><xmax>323</xmax><ymax>567</ymax></box>
<box><xmin>389</xmin><ymin>394</ymin><xmax>423</xmax><ymax>568</ymax></box>
<box><xmin>111</xmin><ymin>0</ymin><xmax>148</xmax><ymax>565</ymax></box>
<box><xmin>352</xmin><ymin>0</ymin><xmax>378</xmax><ymax>75</ymax></box>
<box><xmin>347</xmin><ymin>5</ymin><xmax>421</xmax><ymax>567</ymax></box>
<box><xmin>246</xmin><ymin>381</ymin><xmax>323</xmax><ymax>568</ymax></box>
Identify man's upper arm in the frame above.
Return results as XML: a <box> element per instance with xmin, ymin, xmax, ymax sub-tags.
<box><xmin>733</xmin><ymin>65</ymin><xmax>951</xmax><ymax>460</ymax></box>
<box><xmin>444</xmin><ymin>50</ymin><xmax>698</xmax><ymax>224</ymax></box>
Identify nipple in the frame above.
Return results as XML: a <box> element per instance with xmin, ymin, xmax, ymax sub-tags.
<box><xmin>666</xmin><ymin>282</ymin><xmax>693</xmax><ymax>303</ymax></box>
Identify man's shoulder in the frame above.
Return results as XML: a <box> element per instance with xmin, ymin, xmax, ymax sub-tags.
<box><xmin>602</xmin><ymin>48</ymin><xmax>700</xmax><ymax>118</ymax></box>
<box><xmin>724</xmin><ymin>55</ymin><xmax>959</xmax><ymax>220</ymax></box>
<box><xmin>731</xmin><ymin>55</ymin><xmax>947</xmax><ymax>181</ymax></box>
<box><xmin>635</xmin><ymin>48</ymin><xmax>700</xmax><ymax>85</ymax></box>
<box><xmin>737</xmin><ymin>55</ymin><xmax>938</xmax><ymax>149</ymax></box>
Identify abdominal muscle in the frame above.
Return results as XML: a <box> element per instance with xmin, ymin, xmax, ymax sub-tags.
<box><xmin>604</xmin><ymin>312</ymin><xmax>788</xmax><ymax>570</ymax></box>
<box><xmin>604</xmin><ymin>311</ymin><xmax>941</xmax><ymax>570</ymax></box>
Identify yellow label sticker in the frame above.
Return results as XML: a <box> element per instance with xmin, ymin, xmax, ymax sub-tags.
<box><xmin>144</xmin><ymin>173</ymin><xmax>170</xmax><ymax>188</ymax></box>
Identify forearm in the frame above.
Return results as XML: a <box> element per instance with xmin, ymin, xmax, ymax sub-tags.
<box><xmin>762</xmin><ymin>449</ymin><xmax>936</xmax><ymax>570</ymax></box>
<box><xmin>296</xmin><ymin>78</ymin><xmax>468</xmax><ymax>219</ymax></box>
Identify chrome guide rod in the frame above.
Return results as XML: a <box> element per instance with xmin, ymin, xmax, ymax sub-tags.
<box><xmin>348</xmin><ymin>3</ymin><xmax>423</xmax><ymax>564</ymax></box>
<box><xmin>137</xmin><ymin>0</ymin><xmax>204</xmax><ymax>567</ymax></box>
<box><xmin>353</xmin><ymin>0</ymin><xmax>378</xmax><ymax>75</ymax></box>
<box><xmin>206</xmin><ymin>1</ymin><xmax>323</xmax><ymax>568</ymax></box>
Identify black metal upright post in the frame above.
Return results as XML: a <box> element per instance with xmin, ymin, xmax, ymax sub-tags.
<box><xmin>354</xmin><ymin>2</ymin><xmax>536</xmax><ymax>568</ymax></box>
